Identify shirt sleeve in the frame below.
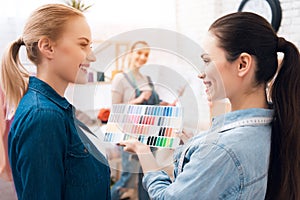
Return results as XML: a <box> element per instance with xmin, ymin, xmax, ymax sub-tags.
<box><xmin>143</xmin><ymin>144</ymin><xmax>241</xmax><ymax>200</ymax></box>
<box><xmin>111</xmin><ymin>73</ymin><xmax>125</xmax><ymax>104</ymax></box>
<box><xmin>14</xmin><ymin>109</ymin><xmax>68</xmax><ymax>200</ymax></box>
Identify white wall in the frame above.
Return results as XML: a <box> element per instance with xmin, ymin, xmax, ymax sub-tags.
<box><xmin>278</xmin><ymin>0</ymin><xmax>300</xmax><ymax>47</ymax></box>
<box><xmin>175</xmin><ymin>0</ymin><xmax>300</xmax><ymax>47</ymax></box>
<box><xmin>175</xmin><ymin>0</ymin><xmax>241</xmax><ymax>44</ymax></box>
<box><xmin>1</xmin><ymin>0</ymin><xmax>299</xmax><ymax>57</ymax></box>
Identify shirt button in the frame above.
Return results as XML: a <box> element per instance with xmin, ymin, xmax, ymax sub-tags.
<box><xmin>84</xmin><ymin>148</ymin><xmax>88</xmax><ymax>153</ymax></box>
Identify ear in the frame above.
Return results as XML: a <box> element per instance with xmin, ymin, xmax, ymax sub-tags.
<box><xmin>237</xmin><ymin>52</ymin><xmax>252</xmax><ymax>78</ymax></box>
<box><xmin>37</xmin><ymin>37</ymin><xmax>55</xmax><ymax>59</ymax></box>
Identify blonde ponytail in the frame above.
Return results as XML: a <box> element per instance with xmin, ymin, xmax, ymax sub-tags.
<box><xmin>0</xmin><ymin>4</ymin><xmax>84</xmax><ymax>117</ymax></box>
<box><xmin>0</xmin><ymin>39</ymin><xmax>29</xmax><ymax>117</ymax></box>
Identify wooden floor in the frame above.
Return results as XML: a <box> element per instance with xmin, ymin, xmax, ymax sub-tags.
<box><xmin>0</xmin><ymin>178</ymin><xmax>17</xmax><ymax>200</ymax></box>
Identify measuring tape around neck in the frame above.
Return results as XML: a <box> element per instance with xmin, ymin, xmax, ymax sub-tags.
<box><xmin>177</xmin><ymin>117</ymin><xmax>273</xmax><ymax>175</ymax></box>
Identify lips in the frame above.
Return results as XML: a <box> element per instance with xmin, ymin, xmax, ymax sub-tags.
<box><xmin>79</xmin><ymin>63</ymin><xmax>90</xmax><ymax>73</ymax></box>
<box><xmin>203</xmin><ymin>80</ymin><xmax>212</xmax><ymax>95</ymax></box>
<box><xmin>203</xmin><ymin>80</ymin><xmax>212</xmax><ymax>88</ymax></box>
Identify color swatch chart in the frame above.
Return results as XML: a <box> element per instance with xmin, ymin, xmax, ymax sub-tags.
<box><xmin>104</xmin><ymin>104</ymin><xmax>183</xmax><ymax>148</ymax></box>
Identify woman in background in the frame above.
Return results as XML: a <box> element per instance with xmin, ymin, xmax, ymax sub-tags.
<box><xmin>1</xmin><ymin>4</ymin><xmax>110</xmax><ymax>199</ymax></box>
<box><xmin>119</xmin><ymin>12</ymin><xmax>300</xmax><ymax>200</ymax></box>
<box><xmin>111</xmin><ymin>41</ymin><xmax>162</xmax><ymax>200</ymax></box>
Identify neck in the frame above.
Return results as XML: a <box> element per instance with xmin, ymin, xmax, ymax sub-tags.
<box><xmin>129</xmin><ymin>68</ymin><xmax>142</xmax><ymax>79</ymax></box>
<box><xmin>230</xmin><ymin>86</ymin><xmax>268</xmax><ymax>111</ymax></box>
<box><xmin>36</xmin><ymin>72</ymin><xmax>68</xmax><ymax>97</ymax></box>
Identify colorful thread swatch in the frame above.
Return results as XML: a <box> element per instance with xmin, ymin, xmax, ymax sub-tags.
<box><xmin>104</xmin><ymin>104</ymin><xmax>183</xmax><ymax>148</ymax></box>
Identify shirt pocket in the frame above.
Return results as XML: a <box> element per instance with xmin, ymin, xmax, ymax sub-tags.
<box><xmin>68</xmin><ymin>142</ymin><xmax>90</xmax><ymax>158</ymax></box>
<box><xmin>65</xmin><ymin>142</ymin><xmax>103</xmax><ymax>186</ymax></box>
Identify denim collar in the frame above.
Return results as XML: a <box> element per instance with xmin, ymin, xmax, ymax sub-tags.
<box><xmin>28</xmin><ymin>76</ymin><xmax>71</xmax><ymax>110</ymax></box>
<box><xmin>211</xmin><ymin>108</ymin><xmax>274</xmax><ymax>131</ymax></box>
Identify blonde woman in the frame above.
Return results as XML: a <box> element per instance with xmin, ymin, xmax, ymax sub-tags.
<box><xmin>0</xmin><ymin>4</ymin><xmax>110</xmax><ymax>199</ymax></box>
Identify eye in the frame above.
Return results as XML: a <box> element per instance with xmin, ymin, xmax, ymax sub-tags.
<box><xmin>203</xmin><ymin>59</ymin><xmax>210</xmax><ymax>63</ymax></box>
<box><xmin>201</xmin><ymin>54</ymin><xmax>211</xmax><ymax>66</ymax></box>
<box><xmin>202</xmin><ymin>58</ymin><xmax>211</xmax><ymax>65</ymax></box>
<box><xmin>80</xmin><ymin>43</ymin><xmax>89</xmax><ymax>49</ymax></box>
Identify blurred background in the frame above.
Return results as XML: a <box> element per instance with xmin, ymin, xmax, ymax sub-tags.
<box><xmin>1</xmin><ymin>0</ymin><xmax>299</xmax><ymax>199</ymax></box>
<box><xmin>1</xmin><ymin>0</ymin><xmax>299</xmax><ymax>55</ymax></box>
<box><xmin>1</xmin><ymin>0</ymin><xmax>297</xmax><ymax>128</ymax></box>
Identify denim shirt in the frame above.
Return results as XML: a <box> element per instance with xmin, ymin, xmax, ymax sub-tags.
<box><xmin>8</xmin><ymin>77</ymin><xmax>111</xmax><ymax>200</ymax></box>
<box><xmin>143</xmin><ymin>108</ymin><xmax>273</xmax><ymax>200</ymax></box>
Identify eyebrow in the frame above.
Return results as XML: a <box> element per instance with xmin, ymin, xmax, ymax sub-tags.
<box><xmin>78</xmin><ymin>37</ymin><xmax>91</xmax><ymax>44</ymax></box>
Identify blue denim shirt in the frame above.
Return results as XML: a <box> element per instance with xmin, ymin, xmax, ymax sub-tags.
<box><xmin>8</xmin><ymin>77</ymin><xmax>111</xmax><ymax>200</ymax></box>
<box><xmin>143</xmin><ymin>108</ymin><xmax>273</xmax><ymax>200</ymax></box>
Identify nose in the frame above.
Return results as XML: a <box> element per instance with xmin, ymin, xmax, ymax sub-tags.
<box><xmin>198</xmin><ymin>72</ymin><xmax>206</xmax><ymax>79</ymax></box>
<box><xmin>87</xmin><ymin>50</ymin><xmax>96</xmax><ymax>62</ymax></box>
<box><xmin>140</xmin><ymin>53</ymin><xmax>148</xmax><ymax>60</ymax></box>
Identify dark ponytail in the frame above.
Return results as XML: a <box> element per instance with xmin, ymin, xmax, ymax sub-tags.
<box><xmin>266</xmin><ymin>37</ymin><xmax>300</xmax><ymax>200</ymax></box>
<box><xmin>209</xmin><ymin>12</ymin><xmax>300</xmax><ymax>200</ymax></box>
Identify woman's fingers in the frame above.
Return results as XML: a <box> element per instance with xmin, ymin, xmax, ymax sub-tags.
<box><xmin>117</xmin><ymin>139</ymin><xmax>151</xmax><ymax>154</ymax></box>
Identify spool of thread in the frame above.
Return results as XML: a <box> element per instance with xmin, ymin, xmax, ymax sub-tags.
<box><xmin>88</xmin><ymin>72</ymin><xmax>94</xmax><ymax>82</ymax></box>
<box><xmin>98</xmin><ymin>108</ymin><xmax>110</xmax><ymax>123</ymax></box>
<box><xmin>97</xmin><ymin>71</ymin><xmax>105</xmax><ymax>82</ymax></box>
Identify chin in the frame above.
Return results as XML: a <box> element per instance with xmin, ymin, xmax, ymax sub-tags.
<box><xmin>74</xmin><ymin>76</ymin><xmax>88</xmax><ymax>84</ymax></box>
<box><xmin>205</xmin><ymin>90</ymin><xmax>213</xmax><ymax>102</ymax></box>
<box><xmin>206</xmin><ymin>95</ymin><xmax>212</xmax><ymax>102</ymax></box>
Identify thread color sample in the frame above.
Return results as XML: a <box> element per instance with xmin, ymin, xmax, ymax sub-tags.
<box><xmin>104</xmin><ymin>104</ymin><xmax>183</xmax><ymax>148</ymax></box>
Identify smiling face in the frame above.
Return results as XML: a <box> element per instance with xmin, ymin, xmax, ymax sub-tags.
<box><xmin>51</xmin><ymin>16</ymin><xmax>95</xmax><ymax>85</ymax></box>
<box><xmin>200</xmin><ymin>32</ymin><xmax>238</xmax><ymax>102</ymax></box>
<box><xmin>129</xmin><ymin>43</ymin><xmax>150</xmax><ymax>70</ymax></box>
